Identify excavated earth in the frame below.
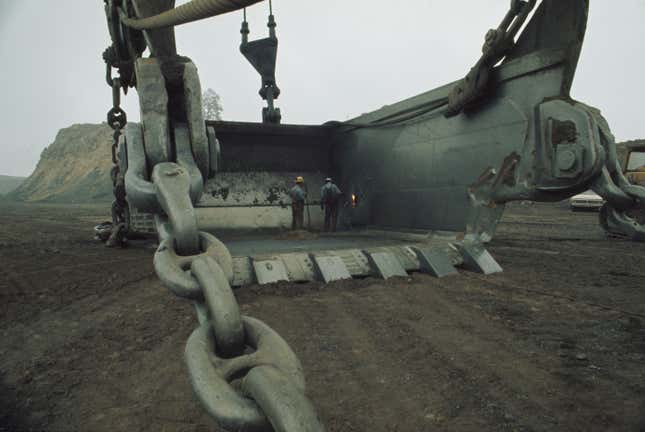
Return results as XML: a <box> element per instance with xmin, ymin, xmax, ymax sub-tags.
<box><xmin>1</xmin><ymin>201</ymin><xmax>644</xmax><ymax>432</ymax></box>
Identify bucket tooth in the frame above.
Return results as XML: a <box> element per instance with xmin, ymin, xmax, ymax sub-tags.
<box><xmin>333</xmin><ymin>249</ymin><xmax>372</xmax><ymax>278</ymax></box>
<box><xmin>252</xmin><ymin>258</ymin><xmax>289</xmax><ymax>285</ymax></box>
<box><xmin>394</xmin><ymin>246</ymin><xmax>421</xmax><ymax>272</ymax></box>
<box><xmin>411</xmin><ymin>246</ymin><xmax>458</xmax><ymax>278</ymax></box>
<box><xmin>457</xmin><ymin>242</ymin><xmax>502</xmax><ymax>275</ymax></box>
<box><xmin>232</xmin><ymin>256</ymin><xmax>253</xmax><ymax>287</ymax></box>
<box><xmin>281</xmin><ymin>253</ymin><xmax>317</xmax><ymax>283</ymax></box>
<box><xmin>310</xmin><ymin>255</ymin><xmax>352</xmax><ymax>283</ymax></box>
<box><xmin>364</xmin><ymin>251</ymin><xmax>408</xmax><ymax>280</ymax></box>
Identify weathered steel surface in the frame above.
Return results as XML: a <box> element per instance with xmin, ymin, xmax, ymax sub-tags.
<box><xmin>458</xmin><ymin>241</ymin><xmax>503</xmax><ymax>275</ymax></box>
<box><xmin>200</xmin><ymin>172</ymin><xmax>323</xmax><ymax>208</ymax></box>
<box><xmin>195</xmin><ymin>121</ymin><xmax>331</xmax><ymax>230</ymax></box>
<box><xmin>221</xmin><ymin>236</ymin><xmax>460</xmax><ymax>286</ymax></box>
<box><xmin>364</xmin><ymin>251</ymin><xmax>408</xmax><ymax>280</ymax></box>
<box><xmin>333</xmin><ymin>249</ymin><xmax>371</xmax><ymax>277</ymax></box>
<box><xmin>111</xmin><ymin>0</ymin><xmax>645</xmax><ymax>241</ymax></box>
<box><xmin>192</xmin><ymin>256</ymin><xmax>245</xmax><ymax>356</ymax></box>
<box><xmin>206</xmin><ymin>121</ymin><xmax>331</xmax><ymax>177</ymax></box>
<box><xmin>183</xmin><ymin>63</ymin><xmax>210</xmax><ymax>181</ymax></box>
<box><xmin>185</xmin><ymin>316</ymin><xmax>316</xmax><ymax>431</ymax></box>
<box><xmin>281</xmin><ymin>253</ymin><xmax>317</xmax><ymax>282</ymax></box>
<box><xmin>155</xmin><ymin>231</ymin><xmax>233</xmax><ymax>299</ymax></box>
<box><xmin>311</xmin><ymin>255</ymin><xmax>352</xmax><ymax>283</ymax></box>
<box><xmin>103</xmin><ymin>11</ymin><xmax>325</xmax><ymax>425</ymax></box>
<box><xmin>130</xmin><ymin>0</ymin><xmax>177</xmax><ymax>57</ymax></box>
<box><xmin>123</xmin><ymin>123</ymin><xmax>162</xmax><ymax>214</ymax></box>
<box><xmin>242</xmin><ymin>365</ymin><xmax>326</xmax><ymax>432</ymax></box>
<box><xmin>393</xmin><ymin>246</ymin><xmax>422</xmax><ymax>272</ymax></box>
<box><xmin>101</xmin><ymin>0</ymin><xmax>645</xmax><ymax>428</ymax></box>
<box><xmin>332</xmin><ymin>0</ymin><xmax>592</xmax><ymax>240</ymax></box>
<box><xmin>412</xmin><ymin>246</ymin><xmax>458</xmax><ymax>278</ymax></box>
<box><xmin>240</xmin><ymin>4</ymin><xmax>282</xmax><ymax>124</ymax></box>
<box><xmin>152</xmin><ymin>163</ymin><xmax>200</xmax><ymax>255</ymax></box>
<box><xmin>174</xmin><ymin>125</ymin><xmax>204</xmax><ymax>204</ymax></box>
<box><xmin>135</xmin><ymin>58</ymin><xmax>170</xmax><ymax>168</ymax></box>
<box><xmin>253</xmin><ymin>258</ymin><xmax>290</xmax><ymax>285</ymax></box>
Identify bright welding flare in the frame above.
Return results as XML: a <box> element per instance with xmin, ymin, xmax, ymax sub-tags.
<box><xmin>351</xmin><ymin>194</ymin><xmax>357</xmax><ymax>208</ymax></box>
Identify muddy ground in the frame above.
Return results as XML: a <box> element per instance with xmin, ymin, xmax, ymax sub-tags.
<box><xmin>1</xmin><ymin>201</ymin><xmax>644</xmax><ymax>432</ymax></box>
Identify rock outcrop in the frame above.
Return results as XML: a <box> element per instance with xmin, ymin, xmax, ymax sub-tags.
<box><xmin>10</xmin><ymin>124</ymin><xmax>114</xmax><ymax>202</ymax></box>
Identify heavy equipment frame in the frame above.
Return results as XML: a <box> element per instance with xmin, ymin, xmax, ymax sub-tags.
<box><xmin>100</xmin><ymin>0</ymin><xmax>645</xmax><ymax>430</ymax></box>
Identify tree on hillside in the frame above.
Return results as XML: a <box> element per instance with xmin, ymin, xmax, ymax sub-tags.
<box><xmin>202</xmin><ymin>88</ymin><xmax>223</xmax><ymax>121</ymax></box>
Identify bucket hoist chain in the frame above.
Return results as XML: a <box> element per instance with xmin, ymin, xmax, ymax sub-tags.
<box><xmin>104</xmin><ymin>58</ymin><xmax>130</xmax><ymax>247</ymax></box>
<box><xmin>102</xmin><ymin>1</ymin><xmax>326</xmax><ymax>429</ymax></box>
<box><xmin>152</xmin><ymin>162</ymin><xmax>325</xmax><ymax>431</ymax></box>
<box><xmin>102</xmin><ymin>0</ymin><xmax>146</xmax><ymax>246</ymax></box>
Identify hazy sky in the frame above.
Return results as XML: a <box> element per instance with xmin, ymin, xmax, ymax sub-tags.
<box><xmin>1</xmin><ymin>1</ymin><xmax>644</xmax><ymax>177</ymax></box>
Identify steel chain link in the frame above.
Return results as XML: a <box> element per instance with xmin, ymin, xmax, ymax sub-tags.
<box><xmin>101</xmin><ymin>8</ymin><xmax>324</xmax><ymax>423</ymax></box>
<box><xmin>445</xmin><ymin>0</ymin><xmax>537</xmax><ymax>117</ymax></box>
<box><xmin>105</xmin><ymin>69</ymin><xmax>129</xmax><ymax>247</ymax></box>
<box><xmin>150</xmin><ymin>162</ymin><xmax>325</xmax><ymax>431</ymax></box>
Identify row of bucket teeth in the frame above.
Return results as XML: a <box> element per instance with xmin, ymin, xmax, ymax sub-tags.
<box><xmin>230</xmin><ymin>241</ymin><xmax>502</xmax><ymax>287</ymax></box>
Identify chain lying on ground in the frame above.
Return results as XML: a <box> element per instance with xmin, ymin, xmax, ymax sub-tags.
<box><xmin>151</xmin><ymin>163</ymin><xmax>326</xmax><ymax>431</ymax></box>
<box><xmin>101</xmin><ymin>1</ymin><xmax>325</xmax><ymax>428</ymax></box>
<box><xmin>99</xmin><ymin>71</ymin><xmax>326</xmax><ymax>429</ymax></box>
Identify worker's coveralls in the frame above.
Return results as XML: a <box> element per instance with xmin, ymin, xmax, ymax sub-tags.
<box><xmin>289</xmin><ymin>185</ymin><xmax>306</xmax><ymax>230</ymax></box>
<box><xmin>321</xmin><ymin>182</ymin><xmax>342</xmax><ymax>232</ymax></box>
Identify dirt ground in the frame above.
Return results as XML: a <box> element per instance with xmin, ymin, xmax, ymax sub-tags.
<box><xmin>1</xmin><ymin>201</ymin><xmax>644</xmax><ymax>432</ymax></box>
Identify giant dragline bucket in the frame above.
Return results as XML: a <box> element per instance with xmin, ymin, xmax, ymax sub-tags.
<box><xmin>100</xmin><ymin>0</ymin><xmax>645</xmax><ymax>429</ymax></box>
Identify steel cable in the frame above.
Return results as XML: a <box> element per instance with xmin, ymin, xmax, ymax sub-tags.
<box><xmin>120</xmin><ymin>0</ymin><xmax>264</xmax><ymax>30</ymax></box>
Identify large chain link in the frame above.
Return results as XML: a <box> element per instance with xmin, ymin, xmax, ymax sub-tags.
<box><xmin>101</xmin><ymin>0</ymin><xmax>145</xmax><ymax>247</ymax></box>
<box><xmin>150</xmin><ymin>163</ymin><xmax>325</xmax><ymax>431</ymax></box>
<box><xmin>101</xmin><ymin>2</ymin><xmax>325</xmax><ymax>424</ymax></box>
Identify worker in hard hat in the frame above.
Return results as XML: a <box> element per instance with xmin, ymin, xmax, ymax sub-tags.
<box><xmin>289</xmin><ymin>176</ymin><xmax>306</xmax><ymax>230</ymax></box>
<box><xmin>320</xmin><ymin>177</ymin><xmax>342</xmax><ymax>232</ymax></box>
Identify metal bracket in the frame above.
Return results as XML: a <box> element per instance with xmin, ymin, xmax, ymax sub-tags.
<box><xmin>240</xmin><ymin>5</ymin><xmax>282</xmax><ymax>124</ymax></box>
<box><xmin>152</xmin><ymin>162</ymin><xmax>200</xmax><ymax>255</ymax></box>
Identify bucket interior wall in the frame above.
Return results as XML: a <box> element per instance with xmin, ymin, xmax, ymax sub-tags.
<box><xmin>198</xmin><ymin>121</ymin><xmax>334</xmax><ymax>231</ymax></box>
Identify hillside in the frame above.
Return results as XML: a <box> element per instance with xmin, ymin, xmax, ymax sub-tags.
<box><xmin>10</xmin><ymin>124</ymin><xmax>114</xmax><ymax>203</ymax></box>
<box><xmin>0</xmin><ymin>175</ymin><xmax>26</xmax><ymax>195</ymax></box>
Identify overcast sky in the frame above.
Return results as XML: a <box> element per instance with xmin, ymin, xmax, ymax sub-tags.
<box><xmin>1</xmin><ymin>1</ymin><xmax>644</xmax><ymax>177</ymax></box>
